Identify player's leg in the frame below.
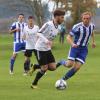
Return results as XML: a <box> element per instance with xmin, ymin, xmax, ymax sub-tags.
<box><xmin>31</xmin><ymin>65</ymin><xmax>48</xmax><ymax>88</ymax></box>
<box><xmin>31</xmin><ymin>51</ymin><xmax>48</xmax><ymax>88</ymax></box>
<box><xmin>47</xmin><ymin>50</ymin><xmax>57</xmax><ymax>71</ymax></box>
<box><xmin>62</xmin><ymin>47</ymin><xmax>88</xmax><ymax>80</ymax></box>
<box><xmin>10</xmin><ymin>42</ymin><xmax>19</xmax><ymax>74</ymax></box>
<box><xmin>24</xmin><ymin>50</ymin><xmax>32</xmax><ymax>75</ymax></box>
<box><xmin>56</xmin><ymin>47</ymin><xmax>77</xmax><ymax>68</ymax></box>
<box><xmin>48</xmin><ymin>63</ymin><xmax>56</xmax><ymax>71</ymax></box>
<box><xmin>62</xmin><ymin>61</ymin><xmax>82</xmax><ymax>80</ymax></box>
<box><xmin>29</xmin><ymin>49</ymin><xmax>41</xmax><ymax>76</ymax></box>
<box><xmin>10</xmin><ymin>53</ymin><xmax>17</xmax><ymax>74</ymax></box>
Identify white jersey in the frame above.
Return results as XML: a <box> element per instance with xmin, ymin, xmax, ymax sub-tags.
<box><xmin>35</xmin><ymin>21</ymin><xmax>59</xmax><ymax>51</ymax></box>
<box><xmin>23</xmin><ymin>25</ymin><xmax>39</xmax><ymax>49</ymax></box>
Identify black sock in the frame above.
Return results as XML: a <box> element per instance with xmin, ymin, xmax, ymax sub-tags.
<box><xmin>34</xmin><ymin>64</ymin><xmax>41</xmax><ymax>70</ymax></box>
<box><xmin>24</xmin><ymin>60</ymin><xmax>30</xmax><ymax>72</ymax></box>
<box><xmin>32</xmin><ymin>70</ymin><xmax>45</xmax><ymax>85</ymax></box>
<box><xmin>56</xmin><ymin>62</ymin><xmax>61</xmax><ymax>68</ymax></box>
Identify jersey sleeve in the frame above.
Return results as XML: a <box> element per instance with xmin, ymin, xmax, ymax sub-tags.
<box><xmin>10</xmin><ymin>22</ymin><xmax>16</xmax><ymax>30</ymax></box>
<box><xmin>38</xmin><ymin>23</ymin><xmax>49</xmax><ymax>33</ymax></box>
<box><xmin>69</xmin><ymin>25</ymin><xmax>79</xmax><ymax>36</ymax></box>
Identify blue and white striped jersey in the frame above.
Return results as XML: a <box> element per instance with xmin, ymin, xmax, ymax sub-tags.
<box><xmin>10</xmin><ymin>21</ymin><xmax>27</xmax><ymax>43</ymax></box>
<box><xmin>70</xmin><ymin>22</ymin><xmax>95</xmax><ymax>46</ymax></box>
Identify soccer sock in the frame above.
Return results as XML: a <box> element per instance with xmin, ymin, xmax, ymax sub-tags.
<box><xmin>24</xmin><ymin>60</ymin><xmax>30</xmax><ymax>72</ymax></box>
<box><xmin>10</xmin><ymin>57</ymin><xmax>15</xmax><ymax>72</ymax></box>
<box><xmin>32</xmin><ymin>70</ymin><xmax>45</xmax><ymax>85</ymax></box>
<box><xmin>62</xmin><ymin>67</ymin><xmax>77</xmax><ymax>80</ymax></box>
<box><xmin>56</xmin><ymin>60</ymin><xmax>66</xmax><ymax>68</ymax></box>
<box><xmin>34</xmin><ymin>64</ymin><xmax>41</xmax><ymax>70</ymax></box>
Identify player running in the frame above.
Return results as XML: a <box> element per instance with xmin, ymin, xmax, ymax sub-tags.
<box><xmin>57</xmin><ymin>11</ymin><xmax>96</xmax><ymax>82</ymax></box>
<box><xmin>31</xmin><ymin>9</ymin><xmax>65</xmax><ymax>89</ymax></box>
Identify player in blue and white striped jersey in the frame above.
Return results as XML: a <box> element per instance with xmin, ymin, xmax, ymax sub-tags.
<box><xmin>57</xmin><ymin>11</ymin><xmax>96</xmax><ymax>81</ymax></box>
<box><xmin>9</xmin><ymin>13</ymin><xmax>27</xmax><ymax>74</ymax></box>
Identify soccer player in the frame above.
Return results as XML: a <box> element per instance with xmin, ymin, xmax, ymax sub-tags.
<box><xmin>31</xmin><ymin>9</ymin><xmax>65</xmax><ymax>89</ymax></box>
<box><xmin>9</xmin><ymin>14</ymin><xmax>26</xmax><ymax>74</ymax></box>
<box><xmin>23</xmin><ymin>16</ymin><xmax>39</xmax><ymax>75</ymax></box>
<box><xmin>57</xmin><ymin>11</ymin><xmax>96</xmax><ymax>81</ymax></box>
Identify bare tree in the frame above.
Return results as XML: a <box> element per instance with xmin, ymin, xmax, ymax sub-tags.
<box><xmin>22</xmin><ymin>0</ymin><xmax>50</xmax><ymax>26</ymax></box>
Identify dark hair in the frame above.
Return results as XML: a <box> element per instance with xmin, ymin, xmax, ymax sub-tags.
<box><xmin>18</xmin><ymin>13</ymin><xmax>24</xmax><ymax>17</ymax></box>
<box><xmin>53</xmin><ymin>9</ymin><xmax>65</xmax><ymax>17</ymax></box>
<box><xmin>28</xmin><ymin>16</ymin><xmax>34</xmax><ymax>19</ymax></box>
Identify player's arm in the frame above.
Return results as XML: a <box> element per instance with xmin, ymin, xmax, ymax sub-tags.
<box><xmin>22</xmin><ymin>33</ymin><xmax>26</xmax><ymax>40</ymax></box>
<box><xmin>37</xmin><ymin>33</ymin><xmax>49</xmax><ymax>43</ymax></box>
<box><xmin>21</xmin><ymin>28</ymin><xmax>26</xmax><ymax>40</ymax></box>
<box><xmin>91</xmin><ymin>32</ymin><xmax>96</xmax><ymax>48</ymax></box>
<box><xmin>9</xmin><ymin>23</ymin><xmax>20</xmax><ymax>34</ymax></box>
<box><xmin>9</xmin><ymin>28</ymin><xmax>20</xmax><ymax>34</ymax></box>
<box><xmin>37</xmin><ymin>33</ymin><xmax>52</xmax><ymax>47</ymax></box>
<box><xmin>67</xmin><ymin>35</ymin><xmax>78</xmax><ymax>48</ymax></box>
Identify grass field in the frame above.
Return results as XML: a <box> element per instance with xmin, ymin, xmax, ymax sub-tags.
<box><xmin>0</xmin><ymin>34</ymin><xmax>100</xmax><ymax>100</ymax></box>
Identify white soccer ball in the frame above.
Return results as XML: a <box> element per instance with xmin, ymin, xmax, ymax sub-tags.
<box><xmin>55</xmin><ymin>79</ymin><xmax>67</xmax><ymax>90</ymax></box>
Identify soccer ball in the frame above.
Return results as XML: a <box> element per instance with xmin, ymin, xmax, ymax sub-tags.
<box><xmin>55</xmin><ymin>79</ymin><xmax>67</xmax><ymax>90</ymax></box>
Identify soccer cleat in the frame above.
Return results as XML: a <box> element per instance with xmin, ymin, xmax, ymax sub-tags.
<box><xmin>23</xmin><ymin>72</ymin><xmax>28</xmax><ymax>76</ymax></box>
<box><xmin>31</xmin><ymin>84</ymin><xmax>38</xmax><ymax>89</ymax></box>
<box><xmin>23</xmin><ymin>71</ymin><xmax>28</xmax><ymax>76</ymax></box>
<box><xmin>9</xmin><ymin>70</ymin><xmax>14</xmax><ymax>75</ymax></box>
<box><xmin>28</xmin><ymin>64</ymin><xmax>35</xmax><ymax>76</ymax></box>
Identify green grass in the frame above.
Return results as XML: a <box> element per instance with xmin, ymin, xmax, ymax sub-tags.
<box><xmin>0</xmin><ymin>34</ymin><xmax>100</xmax><ymax>100</ymax></box>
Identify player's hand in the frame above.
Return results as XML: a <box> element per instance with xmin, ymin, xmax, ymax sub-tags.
<box><xmin>72</xmin><ymin>43</ymin><xmax>78</xmax><ymax>48</ymax></box>
<box><xmin>92</xmin><ymin>43</ymin><xmax>96</xmax><ymax>48</ymax></box>
<box><xmin>15</xmin><ymin>28</ymin><xmax>20</xmax><ymax>32</ymax></box>
<box><xmin>46</xmin><ymin>41</ymin><xmax>53</xmax><ymax>48</ymax></box>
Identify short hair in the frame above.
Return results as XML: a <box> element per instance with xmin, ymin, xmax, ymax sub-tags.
<box><xmin>28</xmin><ymin>16</ymin><xmax>34</xmax><ymax>19</ymax></box>
<box><xmin>53</xmin><ymin>9</ymin><xmax>65</xmax><ymax>17</ymax></box>
<box><xmin>18</xmin><ymin>13</ymin><xmax>24</xmax><ymax>17</ymax></box>
<box><xmin>81</xmin><ymin>11</ymin><xmax>92</xmax><ymax>18</ymax></box>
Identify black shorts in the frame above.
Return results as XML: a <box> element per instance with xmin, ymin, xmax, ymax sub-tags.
<box><xmin>24</xmin><ymin>49</ymin><xmax>36</xmax><ymax>57</ymax></box>
<box><xmin>35</xmin><ymin>50</ymin><xmax>55</xmax><ymax>66</ymax></box>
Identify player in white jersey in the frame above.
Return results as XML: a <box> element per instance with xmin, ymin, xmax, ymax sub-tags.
<box><xmin>22</xmin><ymin>16</ymin><xmax>39</xmax><ymax>75</ymax></box>
<box><xmin>9</xmin><ymin>14</ymin><xmax>26</xmax><ymax>74</ymax></box>
<box><xmin>31</xmin><ymin>9</ymin><xmax>65</xmax><ymax>89</ymax></box>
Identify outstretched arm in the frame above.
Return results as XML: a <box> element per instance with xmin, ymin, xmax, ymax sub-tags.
<box><xmin>91</xmin><ymin>32</ymin><xmax>96</xmax><ymax>48</ymax></box>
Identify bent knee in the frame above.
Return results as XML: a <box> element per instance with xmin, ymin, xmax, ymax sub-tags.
<box><xmin>41</xmin><ymin>65</ymin><xmax>48</xmax><ymax>71</ymax></box>
<box><xmin>48</xmin><ymin>66</ymin><xmax>56</xmax><ymax>71</ymax></box>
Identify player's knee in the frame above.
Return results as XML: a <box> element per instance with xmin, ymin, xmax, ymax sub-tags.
<box><xmin>66</xmin><ymin>63</ymin><xmax>73</xmax><ymax>68</ymax></box>
<box><xmin>66</xmin><ymin>60</ymin><xmax>74</xmax><ymax>68</ymax></box>
<box><xmin>48</xmin><ymin>66</ymin><xmax>56</xmax><ymax>71</ymax></box>
<box><xmin>41</xmin><ymin>65</ymin><xmax>48</xmax><ymax>71</ymax></box>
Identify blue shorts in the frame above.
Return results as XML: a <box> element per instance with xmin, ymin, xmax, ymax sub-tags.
<box><xmin>13</xmin><ymin>42</ymin><xmax>26</xmax><ymax>53</ymax></box>
<box><xmin>68</xmin><ymin>46</ymin><xmax>88</xmax><ymax>64</ymax></box>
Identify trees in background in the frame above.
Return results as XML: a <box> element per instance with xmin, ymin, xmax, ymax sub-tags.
<box><xmin>9</xmin><ymin>0</ymin><xmax>97</xmax><ymax>27</ymax></box>
<box><xmin>22</xmin><ymin>0</ymin><xmax>51</xmax><ymax>27</ymax></box>
<box><xmin>50</xmin><ymin>0</ymin><xmax>97</xmax><ymax>25</ymax></box>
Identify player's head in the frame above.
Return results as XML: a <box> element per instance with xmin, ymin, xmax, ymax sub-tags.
<box><xmin>81</xmin><ymin>11</ymin><xmax>92</xmax><ymax>26</ymax></box>
<box><xmin>18</xmin><ymin>13</ymin><xmax>24</xmax><ymax>23</ymax></box>
<box><xmin>28</xmin><ymin>16</ymin><xmax>34</xmax><ymax>25</ymax></box>
<box><xmin>53</xmin><ymin>9</ymin><xmax>65</xmax><ymax>24</ymax></box>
